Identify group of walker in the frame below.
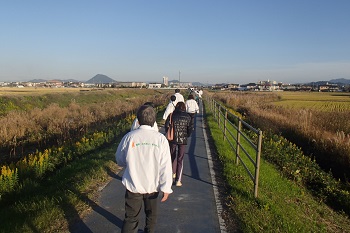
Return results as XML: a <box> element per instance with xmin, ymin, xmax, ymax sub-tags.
<box><xmin>115</xmin><ymin>88</ymin><xmax>201</xmax><ymax>233</ymax></box>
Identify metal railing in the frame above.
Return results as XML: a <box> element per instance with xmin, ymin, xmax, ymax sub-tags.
<box><xmin>205</xmin><ymin>96</ymin><xmax>262</xmax><ymax>198</ymax></box>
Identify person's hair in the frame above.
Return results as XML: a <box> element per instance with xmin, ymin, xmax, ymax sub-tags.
<box><xmin>188</xmin><ymin>94</ymin><xmax>194</xmax><ymax>100</ymax></box>
<box><xmin>170</xmin><ymin>95</ymin><xmax>176</xmax><ymax>102</ymax></box>
<box><xmin>143</xmin><ymin>102</ymin><xmax>155</xmax><ymax>108</ymax></box>
<box><xmin>175</xmin><ymin>88</ymin><xmax>180</xmax><ymax>93</ymax></box>
<box><xmin>175</xmin><ymin>102</ymin><xmax>186</xmax><ymax>112</ymax></box>
<box><xmin>137</xmin><ymin>105</ymin><xmax>156</xmax><ymax>127</ymax></box>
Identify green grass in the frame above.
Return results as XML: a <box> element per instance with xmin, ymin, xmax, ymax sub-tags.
<box><xmin>3</xmin><ymin>95</ymin><xmax>349</xmax><ymax>232</ymax></box>
<box><xmin>0</xmin><ymin>143</ymin><xmax>121</xmax><ymax>233</ymax></box>
<box><xmin>0</xmin><ymin>88</ymin><xmax>170</xmax><ymax>116</ymax></box>
<box><xmin>0</xmin><ymin>107</ymin><xmax>166</xmax><ymax>233</ymax></box>
<box><xmin>204</xmin><ymin>102</ymin><xmax>350</xmax><ymax>232</ymax></box>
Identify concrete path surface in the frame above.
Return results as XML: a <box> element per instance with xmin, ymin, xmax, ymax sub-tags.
<box><xmin>71</xmin><ymin>102</ymin><xmax>227</xmax><ymax>233</ymax></box>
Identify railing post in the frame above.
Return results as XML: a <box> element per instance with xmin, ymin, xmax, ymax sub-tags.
<box><xmin>218</xmin><ymin>105</ymin><xmax>221</xmax><ymax>128</ymax></box>
<box><xmin>236</xmin><ymin>118</ymin><xmax>241</xmax><ymax>165</ymax></box>
<box><xmin>223</xmin><ymin>109</ymin><xmax>227</xmax><ymax>141</ymax></box>
<box><xmin>214</xmin><ymin>101</ymin><xmax>217</xmax><ymax>120</ymax></box>
<box><xmin>254</xmin><ymin>130</ymin><xmax>263</xmax><ymax>198</ymax></box>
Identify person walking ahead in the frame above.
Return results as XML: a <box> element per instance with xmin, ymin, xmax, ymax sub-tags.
<box><xmin>131</xmin><ymin>102</ymin><xmax>158</xmax><ymax>131</ymax></box>
<box><xmin>174</xmin><ymin>88</ymin><xmax>184</xmax><ymax>104</ymax></box>
<box><xmin>185</xmin><ymin>94</ymin><xmax>199</xmax><ymax>130</ymax></box>
<box><xmin>162</xmin><ymin>95</ymin><xmax>176</xmax><ymax>121</ymax></box>
<box><xmin>116</xmin><ymin>105</ymin><xmax>173</xmax><ymax>233</ymax></box>
<box><xmin>164</xmin><ymin>102</ymin><xmax>193</xmax><ymax>187</ymax></box>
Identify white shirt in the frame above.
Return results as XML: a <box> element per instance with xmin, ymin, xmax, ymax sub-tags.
<box><xmin>198</xmin><ymin>90</ymin><xmax>203</xmax><ymax>98</ymax></box>
<box><xmin>116</xmin><ymin>125</ymin><xmax>173</xmax><ymax>194</ymax></box>
<box><xmin>130</xmin><ymin>118</ymin><xmax>158</xmax><ymax>131</ymax></box>
<box><xmin>174</xmin><ymin>92</ymin><xmax>185</xmax><ymax>104</ymax></box>
<box><xmin>185</xmin><ymin>99</ymin><xmax>199</xmax><ymax>113</ymax></box>
<box><xmin>162</xmin><ymin>101</ymin><xmax>176</xmax><ymax>120</ymax></box>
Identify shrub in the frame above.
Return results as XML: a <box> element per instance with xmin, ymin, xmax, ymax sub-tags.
<box><xmin>262</xmin><ymin>131</ymin><xmax>350</xmax><ymax>215</ymax></box>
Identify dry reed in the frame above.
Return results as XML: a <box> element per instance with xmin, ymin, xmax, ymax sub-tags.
<box><xmin>211</xmin><ymin>91</ymin><xmax>350</xmax><ymax>181</ymax></box>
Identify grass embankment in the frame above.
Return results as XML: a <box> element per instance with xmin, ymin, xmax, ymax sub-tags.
<box><xmin>0</xmin><ymin>103</ymin><xmax>168</xmax><ymax>233</ymax></box>
<box><xmin>0</xmin><ymin>88</ymin><xmax>172</xmax><ymax>232</ymax></box>
<box><xmin>0</xmin><ymin>144</ymin><xmax>121</xmax><ymax>233</ymax></box>
<box><xmin>204</xmin><ymin>101</ymin><xmax>350</xmax><ymax>232</ymax></box>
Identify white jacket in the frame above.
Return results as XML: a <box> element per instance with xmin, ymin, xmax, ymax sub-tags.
<box><xmin>185</xmin><ymin>99</ymin><xmax>199</xmax><ymax>113</ymax></box>
<box><xmin>162</xmin><ymin>101</ymin><xmax>176</xmax><ymax>120</ymax></box>
<box><xmin>130</xmin><ymin>118</ymin><xmax>158</xmax><ymax>131</ymax></box>
<box><xmin>174</xmin><ymin>93</ymin><xmax>184</xmax><ymax>104</ymax></box>
<box><xmin>116</xmin><ymin>125</ymin><xmax>173</xmax><ymax>194</ymax></box>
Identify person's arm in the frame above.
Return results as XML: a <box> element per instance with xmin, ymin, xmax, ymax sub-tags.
<box><xmin>161</xmin><ymin>193</ymin><xmax>170</xmax><ymax>202</ymax></box>
<box><xmin>163</xmin><ymin>103</ymin><xmax>172</xmax><ymax>120</ymax></box>
<box><xmin>195</xmin><ymin>101</ymin><xmax>199</xmax><ymax>113</ymax></box>
<box><xmin>185</xmin><ymin>100</ymin><xmax>190</xmax><ymax>112</ymax></box>
<box><xmin>159</xmin><ymin>136</ymin><xmax>173</xmax><ymax>199</ymax></box>
<box><xmin>115</xmin><ymin>136</ymin><xmax>127</xmax><ymax>167</ymax></box>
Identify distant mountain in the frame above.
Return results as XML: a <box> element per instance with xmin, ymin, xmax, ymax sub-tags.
<box><xmin>28</xmin><ymin>79</ymin><xmax>47</xmax><ymax>83</ymax></box>
<box><xmin>85</xmin><ymin>74</ymin><xmax>116</xmax><ymax>84</ymax></box>
<box><xmin>329</xmin><ymin>78</ymin><xmax>350</xmax><ymax>84</ymax></box>
<box><xmin>305</xmin><ymin>78</ymin><xmax>350</xmax><ymax>86</ymax></box>
<box><xmin>62</xmin><ymin>79</ymin><xmax>80</xmax><ymax>82</ymax></box>
<box><xmin>169</xmin><ymin>80</ymin><xmax>211</xmax><ymax>86</ymax></box>
<box><xmin>192</xmin><ymin>82</ymin><xmax>211</xmax><ymax>86</ymax></box>
<box><xmin>28</xmin><ymin>78</ymin><xmax>80</xmax><ymax>83</ymax></box>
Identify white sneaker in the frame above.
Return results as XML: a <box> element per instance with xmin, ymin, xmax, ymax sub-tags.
<box><xmin>176</xmin><ymin>181</ymin><xmax>182</xmax><ymax>187</ymax></box>
<box><xmin>173</xmin><ymin>174</ymin><xmax>176</xmax><ymax>179</ymax></box>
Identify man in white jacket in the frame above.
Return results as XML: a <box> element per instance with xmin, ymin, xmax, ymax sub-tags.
<box><xmin>185</xmin><ymin>94</ymin><xmax>199</xmax><ymax>131</ymax></box>
<box><xmin>116</xmin><ymin>105</ymin><xmax>173</xmax><ymax>233</ymax></box>
<box><xmin>174</xmin><ymin>88</ymin><xmax>184</xmax><ymax>103</ymax></box>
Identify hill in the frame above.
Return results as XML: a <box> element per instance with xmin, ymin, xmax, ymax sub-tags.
<box><xmin>329</xmin><ymin>78</ymin><xmax>350</xmax><ymax>84</ymax></box>
<box><xmin>28</xmin><ymin>79</ymin><xmax>47</xmax><ymax>83</ymax></box>
<box><xmin>85</xmin><ymin>74</ymin><xmax>116</xmax><ymax>84</ymax></box>
<box><xmin>304</xmin><ymin>78</ymin><xmax>350</xmax><ymax>86</ymax></box>
<box><xmin>28</xmin><ymin>78</ymin><xmax>80</xmax><ymax>83</ymax></box>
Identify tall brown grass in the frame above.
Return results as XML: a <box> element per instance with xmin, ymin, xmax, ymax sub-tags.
<box><xmin>210</xmin><ymin>91</ymin><xmax>350</xmax><ymax>182</ymax></box>
<box><xmin>0</xmin><ymin>90</ymin><xmax>167</xmax><ymax>163</ymax></box>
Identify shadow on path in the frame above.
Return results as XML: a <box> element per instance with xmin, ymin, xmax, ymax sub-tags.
<box><xmin>69</xmin><ymin>168</ymin><xmax>124</xmax><ymax>233</ymax></box>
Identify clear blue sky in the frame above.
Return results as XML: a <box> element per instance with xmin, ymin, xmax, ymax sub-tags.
<box><xmin>1</xmin><ymin>0</ymin><xmax>349</xmax><ymax>84</ymax></box>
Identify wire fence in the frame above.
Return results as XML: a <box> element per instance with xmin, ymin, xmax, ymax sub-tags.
<box><xmin>205</xmin><ymin>96</ymin><xmax>263</xmax><ymax>197</ymax></box>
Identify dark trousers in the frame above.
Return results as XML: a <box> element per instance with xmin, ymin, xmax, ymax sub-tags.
<box><xmin>170</xmin><ymin>143</ymin><xmax>186</xmax><ymax>181</ymax></box>
<box><xmin>188</xmin><ymin>113</ymin><xmax>195</xmax><ymax>130</ymax></box>
<box><xmin>122</xmin><ymin>190</ymin><xmax>159</xmax><ymax>233</ymax></box>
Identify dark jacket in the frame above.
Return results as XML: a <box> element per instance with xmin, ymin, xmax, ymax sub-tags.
<box><xmin>165</xmin><ymin>109</ymin><xmax>192</xmax><ymax>145</ymax></box>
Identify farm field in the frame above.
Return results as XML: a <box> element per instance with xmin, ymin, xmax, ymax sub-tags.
<box><xmin>0</xmin><ymin>86</ymin><xmax>91</xmax><ymax>96</ymax></box>
<box><xmin>210</xmin><ymin>90</ymin><xmax>350</xmax><ymax>180</ymax></box>
<box><xmin>272</xmin><ymin>91</ymin><xmax>350</xmax><ymax>111</ymax></box>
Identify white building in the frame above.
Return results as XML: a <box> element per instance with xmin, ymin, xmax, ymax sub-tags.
<box><xmin>117</xmin><ymin>82</ymin><xmax>147</xmax><ymax>88</ymax></box>
<box><xmin>148</xmin><ymin>83</ymin><xmax>162</xmax><ymax>88</ymax></box>
<box><xmin>163</xmin><ymin>76</ymin><xmax>168</xmax><ymax>86</ymax></box>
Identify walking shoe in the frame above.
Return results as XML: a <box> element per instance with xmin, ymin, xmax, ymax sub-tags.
<box><xmin>176</xmin><ymin>181</ymin><xmax>182</xmax><ymax>187</ymax></box>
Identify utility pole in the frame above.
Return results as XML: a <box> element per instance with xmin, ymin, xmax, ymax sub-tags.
<box><xmin>179</xmin><ymin>70</ymin><xmax>181</xmax><ymax>88</ymax></box>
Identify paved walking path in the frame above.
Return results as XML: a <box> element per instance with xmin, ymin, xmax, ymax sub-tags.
<box><xmin>71</xmin><ymin>101</ymin><xmax>226</xmax><ymax>233</ymax></box>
